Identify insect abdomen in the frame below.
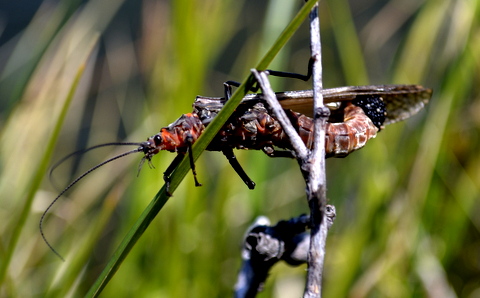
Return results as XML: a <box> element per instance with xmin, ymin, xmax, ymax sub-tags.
<box><xmin>325</xmin><ymin>105</ymin><xmax>378</xmax><ymax>157</ymax></box>
<box><xmin>295</xmin><ymin>104</ymin><xmax>378</xmax><ymax>157</ymax></box>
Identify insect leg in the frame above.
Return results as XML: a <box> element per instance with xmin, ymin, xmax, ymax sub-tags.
<box><xmin>223</xmin><ymin>58</ymin><xmax>314</xmax><ymax>100</ymax></box>
<box><xmin>162</xmin><ymin>134</ymin><xmax>202</xmax><ymax>194</ymax></box>
<box><xmin>224</xmin><ymin>81</ymin><xmax>240</xmax><ymax>99</ymax></box>
<box><xmin>266</xmin><ymin>57</ymin><xmax>313</xmax><ymax>82</ymax></box>
<box><xmin>188</xmin><ymin>142</ymin><xmax>202</xmax><ymax>187</ymax></box>
<box><xmin>163</xmin><ymin>153</ymin><xmax>185</xmax><ymax>195</ymax></box>
<box><xmin>222</xmin><ymin>148</ymin><xmax>256</xmax><ymax>189</ymax></box>
<box><xmin>163</xmin><ymin>152</ymin><xmax>202</xmax><ymax>194</ymax></box>
<box><xmin>224</xmin><ymin>80</ymin><xmax>261</xmax><ymax>101</ymax></box>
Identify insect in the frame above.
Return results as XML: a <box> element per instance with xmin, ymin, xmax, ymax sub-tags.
<box><xmin>42</xmin><ymin>70</ymin><xmax>432</xmax><ymax>259</ymax></box>
<box><xmin>144</xmin><ymin>83</ymin><xmax>431</xmax><ymax>189</ymax></box>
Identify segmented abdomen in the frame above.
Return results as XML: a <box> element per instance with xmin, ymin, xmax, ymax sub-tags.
<box><xmin>326</xmin><ymin>105</ymin><xmax>378</xmax><ymax>156</ymax></box>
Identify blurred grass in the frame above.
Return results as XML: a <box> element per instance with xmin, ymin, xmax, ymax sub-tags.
<box><xmin>0</xmin><ymin>0</ymin><xmax>479</xmax><ymax>297</ymax></box>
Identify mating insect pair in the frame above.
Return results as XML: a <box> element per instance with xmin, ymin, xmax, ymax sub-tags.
<box><xmin>42</xmin><ymin>65</ymin><xmax>432</xmax><ymax>259</ymax></box>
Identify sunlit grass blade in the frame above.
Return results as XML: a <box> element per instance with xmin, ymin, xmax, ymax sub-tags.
<box><xmin>0</xmin><ymin>35</ymin><xmax>99</xmax><ymax>284</ymax></box>
<box><xmin>86</xmin><ymin>1</ymin><xmax>320</xmax><ymax>296</ymax></box>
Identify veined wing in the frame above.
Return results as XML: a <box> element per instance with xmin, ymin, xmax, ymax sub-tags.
<box><xmin>251</xmin><ymin>85</ymin><xmax>432</xmax><ymax>125</ymax></box>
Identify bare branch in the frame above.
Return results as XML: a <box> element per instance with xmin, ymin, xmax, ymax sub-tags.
<box><xmin>303</xmin><ymin>3</ymin><xmax>330</xmax><ymax>297</ymax></box>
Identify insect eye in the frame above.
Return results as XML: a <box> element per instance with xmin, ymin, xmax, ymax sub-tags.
<box><xmin>153</xmin><ymin>135</ymin><xmax>162</xmax><ymax>145</ymax></box>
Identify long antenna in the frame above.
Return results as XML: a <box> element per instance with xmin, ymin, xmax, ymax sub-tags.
<box><xmin>40</xmin><ymin>147</ymin><xmax>144</xmax><ymax>261</ymax></box>
<box><xmin>49</xmin><ymin>142</ymin><xmax>144</xmax><ymax>185</ymax></box>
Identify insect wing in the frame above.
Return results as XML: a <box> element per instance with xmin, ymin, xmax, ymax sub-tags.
<box><xmin>274</xmin><ymin>85</ymin><xmax>432</xmax><ymax>125</ymax></box>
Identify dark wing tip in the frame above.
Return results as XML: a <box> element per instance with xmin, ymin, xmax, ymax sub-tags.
<box><xmin>383</xmin><ymin>85</ymin><xmax>432</xmax><ymax>125</ymax></box>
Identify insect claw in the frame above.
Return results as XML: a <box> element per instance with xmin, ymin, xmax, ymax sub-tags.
<box><xmin>191</xmin><ymin>169</ymin><xmax>202</xmax><ymax>187</ymax></box>
<box><xmin>186</xmin><ymin>142</ymin><xmax>202</xmax><ymax>188</ymax></box>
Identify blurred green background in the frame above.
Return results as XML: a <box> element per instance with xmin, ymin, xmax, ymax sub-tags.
<box><xmin>0</xmin><ymin>0</ymin><xmax>479</xmax><ymax>297</ymax></box>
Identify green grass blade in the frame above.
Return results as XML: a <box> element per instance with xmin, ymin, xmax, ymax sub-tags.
<box><xmin>85</xmin><ymin>1</ymin><xmax>319</xmax><ymax>296</ymax></box>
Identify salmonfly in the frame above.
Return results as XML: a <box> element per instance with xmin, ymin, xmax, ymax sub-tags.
<box><xmin>142</xmin><ymin>83</ymin><xmax>431</xmax><ymax>190</ymax></box>
<box><xmin>42</xmin><ymin>68</ymin><xmax>432</xmax><ymax>259</ymax></box>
